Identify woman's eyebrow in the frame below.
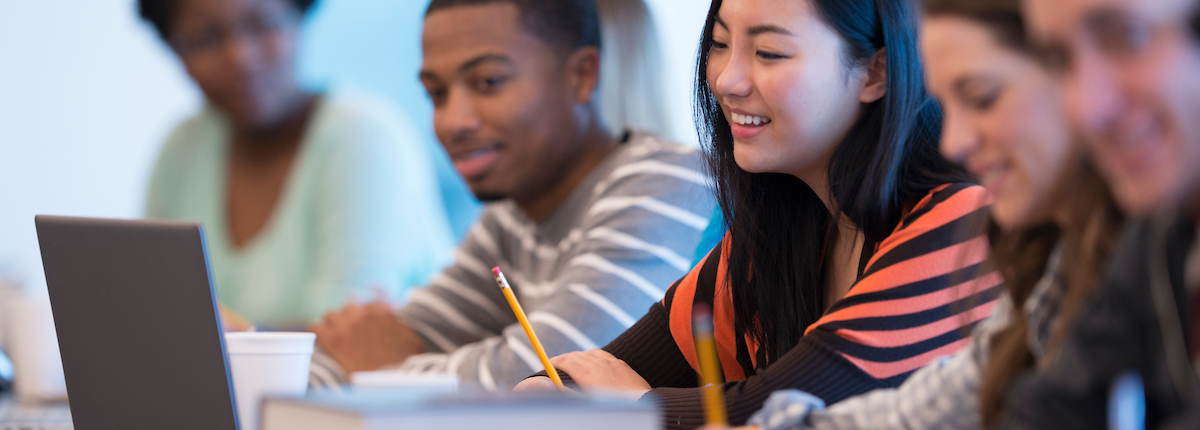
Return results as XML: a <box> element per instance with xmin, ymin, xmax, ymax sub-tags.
<box><xmin>714</xmin><ymin>17</ymin><xmax>794</xmax><ymax>37</ymax></box>
<box><xmin>747</xmin><ymin>24</ymin><xmax>794</xmax><ymax>36</ymax></box>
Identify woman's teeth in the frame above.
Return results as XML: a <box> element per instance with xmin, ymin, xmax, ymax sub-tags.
<box><xmin>731</xmin><ymin>112</ymin><xmax>771</xmax><ymax>126</ymax></box>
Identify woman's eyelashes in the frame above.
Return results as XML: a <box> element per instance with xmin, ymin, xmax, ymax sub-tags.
<box><xmin>968</xmin><ymin>90</ymin><xmax>1001</xmax><ymax>111</ymax></box>
<box><xmin>756</xmin><ymin>50</ymin><xmax>789</xmax><ymax>60</ymax></box>
<box><xmin>959</xmin><ymin>81</ymin><xmax>1003</xmax><ymax>112</ymax></box>
<box><xmin>707</xmin><ymin>38</ymin><xmax>788</xmax><ymax>61</ymax></box>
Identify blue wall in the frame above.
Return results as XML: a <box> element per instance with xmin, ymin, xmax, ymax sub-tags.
<box><xmin>299</xmin><ymin>0</ymin><xmax>481</xmax><ymax>239</ymax></box>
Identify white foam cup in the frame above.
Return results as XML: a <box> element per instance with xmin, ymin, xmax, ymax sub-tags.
<box><xmin>6</xmin><ymin>297</ymin><xmax>67</xmax><ymax>402</ymax></box>
<box><xmin>224</xmin><ymin>332</ymin><xmax>315</xmax><ymax>430</ymax></box>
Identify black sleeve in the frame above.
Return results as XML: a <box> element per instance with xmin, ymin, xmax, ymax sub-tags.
<box><xmin>998</xmin><ymin>222</ymin><xmax>1158</xmax><ymax>429</ymax></box>
<box><xmin>601</xmin><ymin>302</ymin><xmax>698</xmax><ymax>389</ymax></box>
<box><xmin>648</xmin><ymin>331</ymin><xmax>889</xmax><ymax>430</ymax></box>
<box><xmin>527</xmin><ymin>302</ymin><xmax>696</xmax><ymax>389</ymax></box>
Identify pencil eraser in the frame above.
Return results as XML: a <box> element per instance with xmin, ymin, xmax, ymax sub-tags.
<box><xmin>492</xmin><ymin>267</ymin><xmax>502</xmax><ymax>276</ymax></box>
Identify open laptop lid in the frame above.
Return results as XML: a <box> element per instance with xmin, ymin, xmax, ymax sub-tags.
<box><xmin>35</xmin><ymin>215</ymin><xmax>238</xmax><ymax>430</ymax></box>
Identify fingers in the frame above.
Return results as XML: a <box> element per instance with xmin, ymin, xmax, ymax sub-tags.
<box><xmin>552</xmin><ymin>349</ymin><xmax>617</xmax><ymax>374</ymax></box>
<box><xmin>512</xmin><ymin>376</ymin><xmax>558</xmax><ymax>392</ymax></box>
<box><xmin>311</xmin><ymin>324</ymin><xmax>331</xmax><ymax>346</ymax></box>
<box><xmin>322</xmin><ymin>303</ymin><xmax>364</xmax><ymax>331</ymax></box>
<box><xmin>364</xmin><ymin>300</ymin><xmax>394</xmax><ymax>316</ymax></box>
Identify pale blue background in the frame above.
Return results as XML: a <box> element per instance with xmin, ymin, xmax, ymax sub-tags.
<box><xmin>0</xmin><ymin>0</ymin><xmax>709</xmax><ymax>294</ymax></box>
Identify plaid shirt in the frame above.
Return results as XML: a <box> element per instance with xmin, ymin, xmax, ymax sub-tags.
<box><xmin>749</xmin><ymin>244</ymin><xmax>1066</xmax><ymax>430</ymax></box>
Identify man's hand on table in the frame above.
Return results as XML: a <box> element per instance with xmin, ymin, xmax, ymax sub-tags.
<box><xmin>310</xmin><ymin>300</ymin><xmax>424</xmax><ymax>375</ymax></box>
<box><xmin>219</xmin><ymin>303</ymin><xmax>254</xmax><ymax>332</ymax></box>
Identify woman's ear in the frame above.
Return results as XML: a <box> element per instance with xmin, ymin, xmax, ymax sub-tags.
<box><xmin>859</xmin><ymin>49</ymin><xmax>887</xmax><ymax>103</ymax></box>
<box><xmin>565</xmin><ymin>46</ymin><xmax>602</xmax><ymax>104</ymax></box>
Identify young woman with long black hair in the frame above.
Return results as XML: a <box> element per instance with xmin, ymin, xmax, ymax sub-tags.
<box><xmin>516</xmin><ymin>0</ymin><xmax>999</xmax><ymax>427</ymax></box>
<box><xmin>705</xmin><ymin>1</ymin><xmax>1127</xmax><ymax>429</ymax></box>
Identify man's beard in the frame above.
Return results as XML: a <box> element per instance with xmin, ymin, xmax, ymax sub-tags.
<box><xmin>473</xmin><ymin>192</ymin><xmax>506</xmax><ymax>203</ymax></box>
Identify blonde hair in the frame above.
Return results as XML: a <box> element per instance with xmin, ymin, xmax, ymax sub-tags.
<box><xmin>596</xmin><ymin>0</ymin><xmax>672</xmax><ymax>138</ymax></box>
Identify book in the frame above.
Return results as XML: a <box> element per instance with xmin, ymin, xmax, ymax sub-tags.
<box><xmin>261</xmin><ymin>388</ymin><xmax>660</xmax><ymax>430</ymax></box>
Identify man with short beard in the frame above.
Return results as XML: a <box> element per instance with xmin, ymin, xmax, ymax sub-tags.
<box><xmin>999</xmin><ymin>0</ymin><xmax>1200</xmax><ymax>427</ymax></box>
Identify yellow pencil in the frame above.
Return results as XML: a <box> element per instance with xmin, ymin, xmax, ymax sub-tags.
<box><xmin>492</xmin><ymin>267</ymin><xmax>566</xmax><ymax>391</ymax></box>
<box><xmin>693</xmin><ymin>304</ymin><xmax>727</xmax><ymax>425</ymax></box>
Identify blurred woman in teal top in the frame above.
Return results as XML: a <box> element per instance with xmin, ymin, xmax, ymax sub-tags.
<box><xmin>139</xmin><ymin>0</ymin><xmax>456</xmax><ymax>327</ymax></box>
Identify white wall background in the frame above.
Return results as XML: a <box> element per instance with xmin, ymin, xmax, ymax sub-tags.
<box><xmin>0</xmin><ymin>0</ymin><xmax>710</xmax><ymax>294</ymax></box>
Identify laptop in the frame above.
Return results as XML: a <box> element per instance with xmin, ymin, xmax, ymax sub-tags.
<box><xmin>34</xmin><ymin>215</ymin><xmax>239</xmax><ymax>430</ymax></box>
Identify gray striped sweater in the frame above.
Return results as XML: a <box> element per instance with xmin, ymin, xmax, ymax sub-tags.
<box><xmin>311</xmin><ymin>133</ymin><xmax>716</xmax><ymax>391</ymax></box>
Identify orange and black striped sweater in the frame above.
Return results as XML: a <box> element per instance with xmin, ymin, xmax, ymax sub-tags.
<box><xmin>557</xmin><ymin>183</ymin><xmax>1002</xmax><ymax>429</ymax></box>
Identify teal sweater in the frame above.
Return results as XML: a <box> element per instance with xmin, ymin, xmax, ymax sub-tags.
<box><xmin>145</xmin><ymin>89</ymin><xmax>457</xmax><ymax>327</ymax></box>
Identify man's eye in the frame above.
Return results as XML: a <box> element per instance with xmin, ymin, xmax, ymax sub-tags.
<box><xmin>1035</xmin><ymin>45</ymin><xmax>1072</xmax><ymax>75</ymax></box>
<box><xmin>425</xmin><ymin>88</ymin><xmax>447</xmax><ymax>104</ymax></box>
<box><xmin>474</xmin><ymin>77</ymin><xmax>507</xmax><ymax>92</ymax></box>
<box><xmin>1103</xmin><ymin>21</ymin><xmax>1154</xmax><ymax>54</ymax></box>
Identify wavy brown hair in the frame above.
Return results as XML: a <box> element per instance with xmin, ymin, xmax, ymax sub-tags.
<box><xmin>922</xmin><ymin>0</ymin><xmax>1126</xmax><ymax>426</ymax></box>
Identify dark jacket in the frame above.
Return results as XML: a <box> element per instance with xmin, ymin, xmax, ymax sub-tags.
<box><xmin>999</xmin><ymin>211</ymin><xmax>1200</xmax><ymax>429</ymax></box>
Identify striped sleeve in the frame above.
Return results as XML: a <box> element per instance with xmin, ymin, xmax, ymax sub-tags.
<box><xmin>307</xmin><ymin>216</ymin><xmax>514</xmax><ymax>387</ymax></box>
<box><xmin>749</xmin><ymin>295</ymin><xmax>1015</xmax><ymax>430</ymax></box>
<box><xmin>450</xmin><ymin>145</ymin><xmax>714</xmax><ymax>391</ymax></box>
<box><xmin>804</xmin><ymin>183</ymin><xmax>1002</xmax><ymax>384</ymax></box>
<box><xmin>643</xmin><ymin>183</ymin><xmax>1003</xmax><ymax>429</ymax></box>
<box><xmin>374</xmin><ymin>140</ymin><xmax>714</xmax><ymax>392</ymax></box>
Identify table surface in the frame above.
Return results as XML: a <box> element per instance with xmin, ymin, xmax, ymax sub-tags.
<box><xmin>0</xmin><ymin>392</ymin><xmax>73</xmax><ymax>429</ymax></box>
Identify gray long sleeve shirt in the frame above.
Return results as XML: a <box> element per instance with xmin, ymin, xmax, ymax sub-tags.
<box><xmin>311</xmin><ymin>133</ymin><xmax>716</xmax><ymax>391</ymax></box>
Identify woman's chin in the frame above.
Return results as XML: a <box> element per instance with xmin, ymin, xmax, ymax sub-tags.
<box><xmin>990</xmin><ymin>198</ymin><xmax>1048</xmax><ymax>232</ymax></box>
<box><xmin>732</xmin><ymin>149</ymin><xmax>780</xmax><ymax>175</ymax></box>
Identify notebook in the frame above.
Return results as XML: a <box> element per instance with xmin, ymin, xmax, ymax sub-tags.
<box><xmin>262</xmin><ymin>388</ymin><xmax>659</xmax><ymax>430</ymax></box>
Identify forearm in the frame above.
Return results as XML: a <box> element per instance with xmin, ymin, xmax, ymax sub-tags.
<box><xmin>602</xmin><ymin>303</ymin><xmax>698</xmax><ymax>388</ymax></box>
<box><xmin>650</xmin><ymin>334</ymin><xmax>888</xmax><ymax>430</ymax></box>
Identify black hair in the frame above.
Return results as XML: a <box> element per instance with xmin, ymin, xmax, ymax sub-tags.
<box><xmin>923</xmin><ymin>0</ymin><xmax>1028</xmax><ymax>53</ymax></box>
<box><xmin>138</xmin><ymin>0</ymin><xmax>318</xmax><ymax>40</ymax></box>
<box><xmin>694</xmin><ymin>0</ymin><xmax>970</xmax><ymax>365</ymax></box>
<box><xmin>425</xmin><ymin>0</ymin><xmax>602</xmax><ymax>54</ymax></box>
<box><xmin>1192</xmin><ymin>2</ymin><xmax>1200</xmax><ymax>40</ymax></box>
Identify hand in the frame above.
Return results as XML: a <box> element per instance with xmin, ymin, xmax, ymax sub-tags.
<box><xmin>512</xmin><ymin>376</ymin><xmax>561</xmax><ymax>392</ymax></box>
<box><xmin>219</xmin><ymin>303</ymin><xmax>254</xmax><ymax>332</ymax></box>
<box><xmin>511</xmin><ymin>376</ymin><xmax>580</xmax><ymax>394</ymax></box>
<box><xmin>310</xmin><ymin>300</ymin><xmax>425</xmax><ymax>375</ymax></box>
<box><xmin>550</xmin><ymin>349</ymin><xmax>650</xmax><ymax>399</ymax></box>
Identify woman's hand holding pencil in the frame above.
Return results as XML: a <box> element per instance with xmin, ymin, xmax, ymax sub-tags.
<box><xmin>548</xmin><ymin>349</ymin><xmax>651</xmax><ymax>399</ymax></box>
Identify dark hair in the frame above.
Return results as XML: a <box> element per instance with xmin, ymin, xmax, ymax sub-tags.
<box><xmin>921</xmin><ymin>0</ymin><xmax>1126</xmax><ymax>426</ymax></box>
<box><xmin>425</xmin><ymin>0</ymin><xmax>602</xmax><ymax>54</ymax></box>
<box><xmin>138</xmin><ymin>0</ymin><xmax>318</xmax><ymax>40</ymax></box>
<box><xmin>694</xmin><ymin>0</ymin><xmax>970</xmax><ymax>365</ymax></box>
<box><xmin>923</xmin><ymin>0</ymin><xmax>1027</xmax><ymax>51</ymax></box>
<box><xmin>1192</xmin><ymin>3</ymin><xmax>1200</xmax><ymax>40</ymax></box>
<box><xmin>977</xmin><ymin>162</ymin><xmax>1122</xmax><ymax>427</ymax></box>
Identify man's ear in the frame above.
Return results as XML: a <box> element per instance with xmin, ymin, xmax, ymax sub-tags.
<box><xmin>859</xmin><ymin>49</ymin><xmax>887</xmax><ymax>104</ymax></box>
<box><xmin>565</xmin><ymin>46</ymin><xmax>602</xmax><ymax>104</ymax></box>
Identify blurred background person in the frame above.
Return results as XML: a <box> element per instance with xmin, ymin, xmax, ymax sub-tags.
<box><xmin>994</xmin><ymin>0</ymin><xmax>1200</xmax><ymax>427</ymax></box>
<box><xmin>138</xmin><ymin>0</ymin><xmax>457</xmax><ymax>329</ymax></box>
